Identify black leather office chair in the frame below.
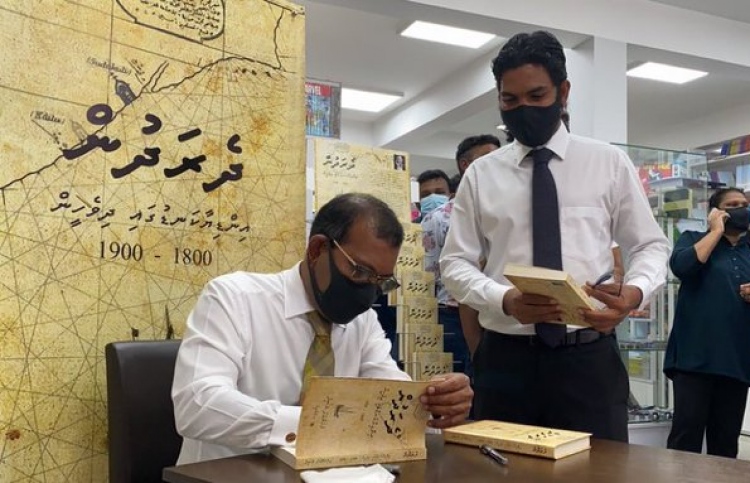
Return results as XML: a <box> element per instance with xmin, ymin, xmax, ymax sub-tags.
<box><xmin>105</xmin><ymin>339</ymin><xmax>182</xmax><ymax>483</ymax></box>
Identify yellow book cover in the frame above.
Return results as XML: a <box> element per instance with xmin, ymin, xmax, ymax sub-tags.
<box><xmin>271</xmin><ymin>377</ymin><xmax>430</xmax><ymax>470</ymax></box>
<box><xmin>503</xmin><ymin>264</ymin><xmax>596</xmax><ymax>326</ymax></box>
<box><xmin>443</xmin><ymin>420</ymin><xmax>591</xmax><ymax>460</ymax></box>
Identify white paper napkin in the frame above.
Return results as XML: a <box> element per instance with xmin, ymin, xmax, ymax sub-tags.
<box><xmin>300</xmin><ymin>464</ymin><xmax>395</xmax><ymax>483</ymax></box>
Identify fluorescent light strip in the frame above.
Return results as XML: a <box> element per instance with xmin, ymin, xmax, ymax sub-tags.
<box><xmin>401</xmin><ymin>20</ymin><xmax>495</xmax><ymax>49</ymax></box>
<box><xmin>341</xmin><ymin>88</ymin><xmax>401</xmax><ymax>113</ymax></box>
<box><xmin>627</xmin><ymin>62</ymin><xmax>707</xmax><ymax>85</ymax></box>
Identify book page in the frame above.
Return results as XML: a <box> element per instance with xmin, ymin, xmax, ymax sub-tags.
<box><xmin>296</xmin><ymin>378</ymin><xmax>430</xmax><ymax>463</ymax></box>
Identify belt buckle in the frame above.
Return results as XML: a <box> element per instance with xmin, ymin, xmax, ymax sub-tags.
<box><xmin>564</xmin><ymin>331</ymin><xmax>578</xmax><ymax>346</ymax></box>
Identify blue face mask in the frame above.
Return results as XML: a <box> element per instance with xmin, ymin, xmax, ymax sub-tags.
<box><xmin>420</xmin><ymin>193</ymin><xmax>449</xmax><ymax>217</ymax></box>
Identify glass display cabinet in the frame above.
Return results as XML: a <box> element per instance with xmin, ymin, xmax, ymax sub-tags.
<box><xmin>613</xmin><ymin>144</ymin><xmax>710</xmax><ymax>443</ymax></box>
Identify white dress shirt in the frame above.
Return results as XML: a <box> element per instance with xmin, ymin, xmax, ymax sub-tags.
<box><xmin>173</xmin><ymin>263</ymin><xmax>409</xmax><ymax>464</ymax></box>
<box><xmin>440</xmin><ymin>124</ymin><xmax>670</xmax><ymax>335</ymax></box>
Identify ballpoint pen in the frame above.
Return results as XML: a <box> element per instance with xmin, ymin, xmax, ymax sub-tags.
<box><xmin>480</xmin><ymin>444</ymin><xmax>509</xmax><ymax>466</ymax></box>
<box><xmin>592</xmin><ymin>270</ymin><xmax>623</xmax><ymax>296</ymax></box>
<box><xmin>592</xmin><ymin>271</ymin><xmax>613</xmax><ymax>287</ymax></box>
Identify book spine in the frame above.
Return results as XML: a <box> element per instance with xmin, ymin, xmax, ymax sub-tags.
<box><xmin>295</xmin><ymin>448</ymin><xmax>427</xmax><ymax>469</ymax></box>
<box><xmin>444</xmin><ymin>432</ymin><xmax>555</xmax><ymax>459</ymax></box>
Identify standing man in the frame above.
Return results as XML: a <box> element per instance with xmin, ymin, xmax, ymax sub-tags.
<box><xmin>173</xmin><ymin>193</ymin><xmax>473</xmax><ymax>464</ymax></box>
<box><xmin>416</xmin><ymin>169</ymin><xmax>451</xmax><ymax>222</ymax></box>
<box><xmin>422</xmin><ymin>135</ymin><xmax>501</xmax><ymax>373</ymax></box>
<box><xmin>440</xmin><ymin>31</ymin><xmax>670</xmax><ymax>441</ymax></box>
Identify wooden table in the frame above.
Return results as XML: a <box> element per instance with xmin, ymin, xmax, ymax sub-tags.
<box><xmin>163</xmin><ymin>434</ymin><xmax>750</xmax><ymax>482</ymax></box>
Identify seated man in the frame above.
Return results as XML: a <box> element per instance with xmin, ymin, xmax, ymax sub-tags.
<box><xmin>172</xmin><ymin>193</ymin><xmax>473</xmax><ymax>464</ymax></box>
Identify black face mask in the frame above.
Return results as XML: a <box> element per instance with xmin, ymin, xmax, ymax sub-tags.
<box><xmin>725</xmin><ymin>207</ymin><xmax>750</xmax><ymax>233</ymax></box>
<box><xmin>501</xmin><ymin>101</ymin><xmax>562</xmax><ymax>148</ymax></box>
<box><xmin>309</xmin><ymin>248</ymin><xmax>379</xmax><ymax>325</ymax></box>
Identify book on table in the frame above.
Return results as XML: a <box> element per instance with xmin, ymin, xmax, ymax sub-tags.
<box><xmin>503</xmin><ymin>264</ymin><xmax>596</xmax><ymax>326</ymax></box>
<box><xmin>271</xmin><ymin>377</ymin><xmax>430</xmax><ymax>470</ymax></box>
<box><xmin>443</xmin><ymin>420</ymin><xmax>591</xmax><ymax>460</ymax></box>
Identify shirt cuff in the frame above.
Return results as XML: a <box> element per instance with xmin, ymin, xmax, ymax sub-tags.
<box><xmin>625</xmin><ymin>276</ymin><xmax>651</xmax><ymax>310</ymax></box>
<box><xmin>267</xmin><ymin>405</ymin><xmax>301</xmax><ymax>446</ymax></box>
<box><xmin>489</xmin><ymin>282</ymin><xmax>513</xmax><ymax>315</ymax></box>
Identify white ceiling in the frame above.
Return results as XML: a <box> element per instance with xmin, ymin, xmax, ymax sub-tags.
<box><xmin>650</xmin><ymin>0</ymin><xmax>750</xmax><ymax>24</ymax></box>
<box><xmin>298</xmin><ymin>0</ymin><xmax>750</xmax><ymax>176</ymax></box>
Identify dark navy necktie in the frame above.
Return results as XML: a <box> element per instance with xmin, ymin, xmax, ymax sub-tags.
<box><xmin>531</xmin><ymin>147</ymin><xmax>566</xmax><ymax>347</ymax></box>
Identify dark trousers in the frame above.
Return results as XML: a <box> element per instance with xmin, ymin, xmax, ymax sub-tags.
<box><xmin>667</xmin><ymin>370</ymin><xmax>748</xmax><ymax>458</ymax></box>
<box><xmin>438</xmin><ymin>306</ymin><xmax>471</xmax><ymax>376</ymax></box>
<box><xmin>472</xmin><ymin>330</ymin><xmax>630</xmax><ymax>442</ymax></box>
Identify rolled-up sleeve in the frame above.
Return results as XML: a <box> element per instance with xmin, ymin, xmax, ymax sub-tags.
<box><xmin>669</xmin><ymin>231</ymin><xmax>704</xmax><ymax>280</ymax></box>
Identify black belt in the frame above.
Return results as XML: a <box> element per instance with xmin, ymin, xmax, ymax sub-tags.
<box><xmin>487</xmin><ymin>328</ymin><xmax>611</xmax><ymax>348</ymax></box>
<box><xmin>438</xmin><ymin>304</ymin><xmax>459</xmax><ymax>313</ymax></box>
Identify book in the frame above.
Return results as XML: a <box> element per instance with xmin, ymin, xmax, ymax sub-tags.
<box><xmin>503</xmin><ymin>264</ymin><xmax>596</xmax><ymax>326</ymax></box>
<box><xmin>271</xmin><ymin>377</ymin><xmax>430</xmax><ymax>470</ymax></box>
<box><xmin>443</xmin><ymin>420</ymin><xmax>591</xmax><ymax>460</ymax></box>
<box><xmin>406</xmin><ymin>351</ymin><xmax>453</xmax><ymax>381</ymax></box>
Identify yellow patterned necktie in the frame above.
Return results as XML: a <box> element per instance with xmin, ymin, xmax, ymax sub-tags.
<box><xmin>300</xmin><ymin>311</ymin><xmax>335</xmax><ymax>401</ymax></box>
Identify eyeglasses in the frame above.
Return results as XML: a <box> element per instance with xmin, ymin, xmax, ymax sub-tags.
<box><xmin>331</xmin><ymin>239</ymin><xmax>401</xmax><ymax>294</ymax></box>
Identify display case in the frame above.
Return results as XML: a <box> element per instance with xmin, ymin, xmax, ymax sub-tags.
<box><xmin>613</xmin><ymin>144</ymin><xmax>709</xmax><ymax>439</ymax></box>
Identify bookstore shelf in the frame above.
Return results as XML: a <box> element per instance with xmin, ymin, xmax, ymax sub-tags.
<box><xmin>614</xmin><ymin>144</ymin><xmax>711</xmax><ymax>429</ymax></box>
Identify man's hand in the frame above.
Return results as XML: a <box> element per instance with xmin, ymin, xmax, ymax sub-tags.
<box><xmin>583</xmin><ymin>282</ymin><xmax>642</xmax><ymax>332</ymax></box>
<box><xmin>502</xmin><ymin>288</ymin><xmax>561</xmax><ymax>325</ymax></box>
<box><xmin>420</xmin><ymin>373</ymin><xmax>473</xmax><ymax>429</ymax></box>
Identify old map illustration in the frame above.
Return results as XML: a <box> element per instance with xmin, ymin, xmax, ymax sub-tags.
<box><xmin>0</xmin><ymin>1</ymin><xmax>306</xmax><ymax>481</ymax></box>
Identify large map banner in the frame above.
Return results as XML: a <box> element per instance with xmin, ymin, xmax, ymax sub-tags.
<box><xmin>0</xmin><ymin>1</ymin><xmax>306</xmax><ymax>481</ymax></box>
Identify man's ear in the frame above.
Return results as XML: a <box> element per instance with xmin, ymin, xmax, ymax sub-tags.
<box><xmin>559</xmin><ymin>79</ymin><xmax>571</xmax><ymax>107</ymax></box>
<box><xmin>306</xmin><ymin>234</ymin><xmax>328</xmax><ymax>263</ymax></box>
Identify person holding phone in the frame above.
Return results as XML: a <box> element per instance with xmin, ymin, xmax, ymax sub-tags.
<box><xmin>664</xmin><ymin>187</ymin><xmax>750</xmax><ymax>458</ymax></box>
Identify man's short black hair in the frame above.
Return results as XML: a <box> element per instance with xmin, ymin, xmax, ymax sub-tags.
<box><xmin>449</xmin><ymin>174</ymin><xmax>462</xmax><ymax>194</ymax></box>
<box><xmin>417</xmin><ymin>169</ymin><xmax>450</xmax><ymax>188</ymax></box>
<box><xmin>491</xmin><ymin>30</ymin><xmax>567</xmax><ymax>87</ymax></box>
<box><xmin>455</xmin><ymin>134</ymin><xmax>501</xmax><ymax>162</ymax></box>
<box><xmin>310</xmin><ymin>193</ymin><xmax>403</xmax><ymax>247</ymax></box>
<box><xmin>708</xmin><ymin>187</ymin><xmax>745</xmax><ymax>209</ymax></box>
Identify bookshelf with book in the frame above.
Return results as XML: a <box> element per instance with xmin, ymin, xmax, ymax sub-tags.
<box><xmin>613</xmin><ymin>144</ymin><xmax>713</xmax><ymax>444</ymax></box>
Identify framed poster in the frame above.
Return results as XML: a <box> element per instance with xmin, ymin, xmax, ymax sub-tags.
<box><xmin>305</xmin><ymin>79</ymin><xmax>341</xmax><ymax>138</ymax></box>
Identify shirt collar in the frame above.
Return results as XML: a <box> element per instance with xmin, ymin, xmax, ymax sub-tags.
<box><xmin>283</xmin><ymin>262</ymin><xmax>316</xmax><ymax>319</ymax></box>
<box><xmin>513</xmin><ymin>123</ymin><xmax>570</xmax><ymax>166</ymax></box>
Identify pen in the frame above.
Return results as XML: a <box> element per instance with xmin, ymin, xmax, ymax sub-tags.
<box><xmin>480</xmin><ymin>444</ymin><xmax>508</xmax><ymax>466</ymax></box>
<box><xmin>592</xmin><ymin>271</ymin><xmax>613</xmax><ymax>287</ymax></box>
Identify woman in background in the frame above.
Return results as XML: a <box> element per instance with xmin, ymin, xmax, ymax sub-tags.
<box><xmin>664</xmin><ymin>187</ymin><xmax>750</xmax><ymax>458</ymax></box>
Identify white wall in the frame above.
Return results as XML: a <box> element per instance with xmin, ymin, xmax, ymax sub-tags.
<box><xmin>631</xmin><ymin>98</ymin><xmax>750</xmax><ymax>150</ymax></box>
<box><xmin>339</xmin><ymin>119</ymin><xmax>374</xmax><ymax>146</ymax></box>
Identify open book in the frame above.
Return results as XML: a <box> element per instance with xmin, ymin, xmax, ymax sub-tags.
<box><xmin>271</xmin><ymin>377</ymin><xmax>430</xmax><ymax>470</ymax></box>
<box><xmin>443</xmin><ymin>420</ymin><xmax>591</xmax><ymax>460</ymax></box>
<box><xmin>503</xmin><ymin>264</ymin><xmax>596</xmax><ymax>326</ymax></box>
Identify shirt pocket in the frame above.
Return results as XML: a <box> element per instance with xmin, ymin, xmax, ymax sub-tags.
<box><xmin>560</xmin><ymin>207</ymin><xmax>610</xmax><ymax>263</ymax></box>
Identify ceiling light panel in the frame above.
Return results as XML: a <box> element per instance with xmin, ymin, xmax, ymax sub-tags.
<box><xmin>627</xmin><ymin>62</ymin><xmax>707</xmax><ymax>84</ymax></box>
<box><xmin>341</xmin><ymin>88</ymin><xmax>402</xmax><ymax>113</ymax></box>
<box><xmin>401</xmin><ymin>21</ymin><xmax>495</xmax><ymax>49</ymax></box>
